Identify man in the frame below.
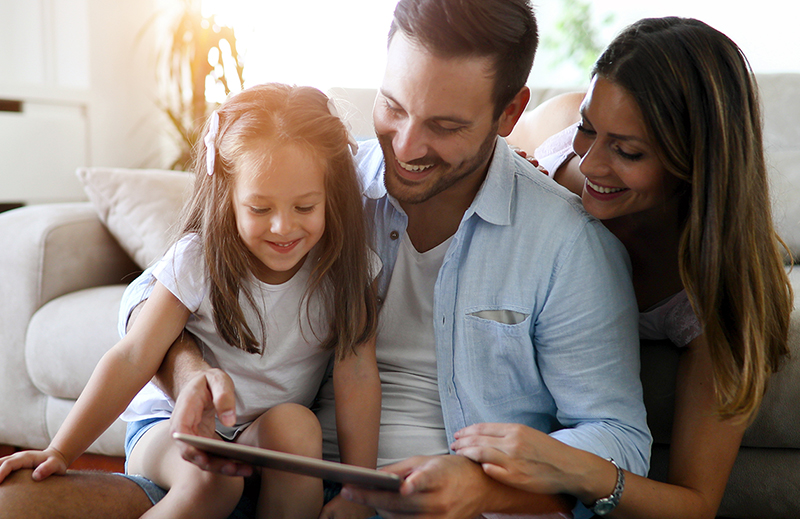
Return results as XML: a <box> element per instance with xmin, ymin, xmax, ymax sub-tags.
<box><xmin>0</xmin><ymin>1</ymin><xmax>649</xmax><ymax>518</ymax></box>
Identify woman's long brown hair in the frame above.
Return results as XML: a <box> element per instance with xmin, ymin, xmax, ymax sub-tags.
<box><xmin>595</xmin><ymin>17</ymin><xmax>793</xmax><ymax>421</ymax></box>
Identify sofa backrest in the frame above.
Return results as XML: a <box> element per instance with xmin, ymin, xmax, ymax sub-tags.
<box><xmin>331</xmin><ymin>74</ymin><xmax>800</xmax><ymax>261</ymax></box>
<box><xmin>758</xmin><ymin>73</ymin><xmax>800</xmax><ymax>261</ymax></box>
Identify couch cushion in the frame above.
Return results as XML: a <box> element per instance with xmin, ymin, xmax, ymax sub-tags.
<box><xmin>26</xmin><ymin>285</ymin><xmax>128</xmax><ymax>399</ymax></box>
<box><xmin>768</xmin><ymin>150</ymin><xmax>800</xmax><ymax>261</ymax></box>
<box><xmin>76</xmin><ymin>167</ymin><xmax>194</xmax><ymax>269</ymax></box>
<box><xmin>642</xmin><ymin>267</ymin><xmax>800</xmax><ymax>450</ymax></box>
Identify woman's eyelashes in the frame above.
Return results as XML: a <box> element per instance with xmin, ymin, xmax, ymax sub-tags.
<box><xmin>578</xmin><ymin>123</ymin><xmax>644</xmax><ymax>162</ymax></box>
<box><xmin>576</xmin><ymin>122</ymin><xmax>595</xmax><ymax>136</ymax></box>
<box><xmin>614</xmin><ymin>146</ymin><xmax>644</xmax><ymax>161</ymax></box>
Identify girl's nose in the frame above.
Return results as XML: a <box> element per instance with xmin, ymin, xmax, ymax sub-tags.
<box><xmin>270</xmin><ymin>211</ymin><xmax>294</xmax><ymax>235</ymax></box>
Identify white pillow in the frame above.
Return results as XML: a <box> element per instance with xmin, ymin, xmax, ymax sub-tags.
<box><xmin>76</xmin><ymin>167</ymin><xmax>194</xmax><ymax>269</ymax></box>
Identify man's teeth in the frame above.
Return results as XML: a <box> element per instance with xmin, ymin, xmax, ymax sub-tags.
<box><xmin>587</xmin><ymin>178</ymin><xmax>625</xmax><ymax>194</ymax></box>
<box><xmin>398</xmin><ymin>160</ymin><xmax>434</xmax><ymax>172</ymax></box>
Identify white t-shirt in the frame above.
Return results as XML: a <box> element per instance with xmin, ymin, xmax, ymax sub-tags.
<box><xmin>318</xmin><ymin>231</ymin><xmax>451</xmax><ymax>467</ymax></box>
<box><xmin>121</xmin><ymin>234</ymin><xmax>333</xmax><ymax>439</ymax></box>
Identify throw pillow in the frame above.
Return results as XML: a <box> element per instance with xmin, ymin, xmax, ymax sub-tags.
<box><xmin>76</xmin><ymin>167</ymin><xmax>194</xmax><ymax>269</ymax></box>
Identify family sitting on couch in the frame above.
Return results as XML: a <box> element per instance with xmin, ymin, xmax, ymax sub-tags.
<box><xmin>0</xmin><ymin>1</ymin><xmax>793</xmax><ymax>519</ymax></box>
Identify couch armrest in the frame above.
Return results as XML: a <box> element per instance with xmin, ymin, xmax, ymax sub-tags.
<box><xmin>0</xmin><ymin>203</ymin><xmax>138</xmax><ymax>448</ymax></box>
<box><xmin>0</xmin><ymin>203</ymin><xmax>139</xmax><ymax>307</ymax></box>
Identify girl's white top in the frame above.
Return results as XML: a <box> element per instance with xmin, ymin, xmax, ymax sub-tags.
<box><xmin>121</xmin><ymin>233</ymin><xmax>334</xmax><ymax>438</ymax></box>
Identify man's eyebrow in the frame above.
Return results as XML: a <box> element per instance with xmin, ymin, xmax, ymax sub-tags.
<box><xmin>380</xmin><ymin>89</ymin><xmax>472</xmax><ymax>126</ymax></box>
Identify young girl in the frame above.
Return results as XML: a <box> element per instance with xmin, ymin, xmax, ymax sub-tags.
<box><xmin>0</xmin><ymin>83</ymin><xmax>381</xmax><ymax>519</ymax></box>
<box><xmin>453</xmin><ymin>18</ymin><xmax>793</xmax><ymax>519</ymax></box>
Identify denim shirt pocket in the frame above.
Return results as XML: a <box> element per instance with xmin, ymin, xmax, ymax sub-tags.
<box><xmin>462</xmin><ymin>310</ymin><xmax>542</xmax><ymax>406</ymax></box>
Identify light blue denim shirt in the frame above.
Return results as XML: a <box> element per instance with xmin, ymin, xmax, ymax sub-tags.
<box><xmin>357</xmin><ymin>138</ymin><xmax>651</xmax><ymax>514</ymax></box>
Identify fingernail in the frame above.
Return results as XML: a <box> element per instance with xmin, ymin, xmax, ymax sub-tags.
<box><xmin>340</xmin><ymin>487</ymin><xmax>356</xmax><ymax>502</ymax></box>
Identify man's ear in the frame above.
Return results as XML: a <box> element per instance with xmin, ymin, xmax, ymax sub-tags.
<box><xmin>497</xmin><ymin>86</ymin><xmax>531</xmax><ymax>137</ymax></box>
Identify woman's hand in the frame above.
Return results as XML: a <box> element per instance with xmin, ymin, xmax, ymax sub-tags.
<box><xmin>0</xmin><ymin>447</ymin><xmax>69</xmax><ymax>484</ymax></box>
<box><xmin>450</xmin><ymin>423</ymin><xmax>585</xmax><ymax>496</ymax></box>
<box><xmin>509</xmin><ymin>145</ymin><xmax>549</xmax><ymax>175</ymax></box>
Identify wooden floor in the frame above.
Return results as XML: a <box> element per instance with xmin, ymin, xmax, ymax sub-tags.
<box><xmin>0</xmin><ymin>444</ymin><xmax>125</xmax><ymax>473</ymax></box>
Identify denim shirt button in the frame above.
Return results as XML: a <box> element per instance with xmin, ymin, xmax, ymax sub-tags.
<box><xmin>389</xmin><ymin>230</ymin><xmax>400</xmax><ymax>240</ymax></box>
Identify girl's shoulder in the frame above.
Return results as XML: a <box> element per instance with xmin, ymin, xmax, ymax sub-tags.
<box><xmin>156</xmin><ymin>233</ymin><xmax>202</xmax><ymax>267</ymax></box>
<box><xmin>150</xmin><ymin>233</ymin><xmax>208</xmax><ymax>312</ymax></box>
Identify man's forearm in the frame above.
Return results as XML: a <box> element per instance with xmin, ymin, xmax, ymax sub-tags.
<box><xmin>153</xmin><ymin>330</ymin><xmax>210</xmax><ymax>400</ymax></box>
<box><xmin>481</xmin><ymin>475</ymin><xmax>575</xmax><ymax>517</ymax></box>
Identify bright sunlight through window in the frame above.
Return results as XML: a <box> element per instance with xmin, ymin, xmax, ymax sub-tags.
<box><xmin>198</xmin><ymin>0</ymin><xmax>798</xmax><ymax>95</ymax></box>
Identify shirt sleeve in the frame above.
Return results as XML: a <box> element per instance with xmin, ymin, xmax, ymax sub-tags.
<box><xmin>150</xmin><ymin>234</ymin><xmax>208</xmax><ymax>312</ymax></box>
<box><xmin>536</xmin><ymin>218</ymin><xmax>652</xmax><ymax>474</ymax></box>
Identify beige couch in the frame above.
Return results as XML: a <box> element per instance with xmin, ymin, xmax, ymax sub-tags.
<box><xmin>1</xmin><ymin>75</ymin><xmax>799</xmax><ymax>518</ymax></box>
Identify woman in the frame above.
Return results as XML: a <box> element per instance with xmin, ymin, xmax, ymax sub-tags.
<box><xmin>451</xmin><ymin>17</ymin><xmax>793</xmax><ymax>519</ymax></box>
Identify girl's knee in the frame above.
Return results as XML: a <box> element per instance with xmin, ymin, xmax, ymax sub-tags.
<box><xmin>250</xmin><ymin>404</ymin><xmax>322</xmax><ymax>456</ymax></box>
<box><xmin>162</xmin><ymin>472</ymin><xmax>243</xmax><ymax>519</ymax></box>
<box><xmin>183</xmin><ymin>469</ymin><xmax>243</xmax><ymax>503</ymax></box>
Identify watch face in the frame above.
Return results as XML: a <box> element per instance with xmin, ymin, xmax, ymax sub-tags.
<box><xmin>593</xmin><ymin>499</ymin><xmax>615</xmax><ymax>515</ymax></box>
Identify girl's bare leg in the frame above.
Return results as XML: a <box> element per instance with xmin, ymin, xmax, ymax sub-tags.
<box><xmin>237</xmin><ymin>403</ymin><xmax>324</xmax><ymax>519</ymax></box>
<box><xmin>128</xmin><ymin>420</ymin><xmax>244</xmax><ymax>519</ymax></box>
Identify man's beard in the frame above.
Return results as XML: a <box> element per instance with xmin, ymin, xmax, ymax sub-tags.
<box><xmin>378</xmin><ymin>126</ymin><xmax>498</xmax><ymax>205</ymax></box>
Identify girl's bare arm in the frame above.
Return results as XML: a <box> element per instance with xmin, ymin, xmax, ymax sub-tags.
<box><xmin>0</xmin><ymin>282</ymin><xmax>189</xmax><ymax>482</ymax></box>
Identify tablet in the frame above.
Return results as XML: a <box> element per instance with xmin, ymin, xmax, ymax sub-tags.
<box><xmin>173</xmin><ymin>432</ymin><xmax>403</xmax><ymax>491</ymax></box>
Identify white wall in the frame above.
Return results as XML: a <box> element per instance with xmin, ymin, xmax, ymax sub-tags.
<box><xmin>0</xmin><ymin>0</ymin><xmax>794</xmax><ymax>204</ymax></box>
<box><xmin>0</xmin><ymin>0</ymin><xmax>166</xmax><ymax>204</ymax></box>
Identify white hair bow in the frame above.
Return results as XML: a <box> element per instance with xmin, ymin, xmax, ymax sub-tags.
<box><xmin>204</xmin><ymin>111</ymin><xmax>220</xmax><ymax>175</ymax></box>
<box><xmin>327</xmin><ymin>99</ymin><xmax>359</xmax><ymax>156</ymax></box>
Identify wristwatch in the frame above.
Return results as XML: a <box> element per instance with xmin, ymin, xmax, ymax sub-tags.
<box><xmin>589</xmin><ymin>458</ymin><xmax>625</xmax><ymax>516</ymax></box>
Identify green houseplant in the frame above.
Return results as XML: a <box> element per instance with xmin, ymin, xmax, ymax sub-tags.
<box><xmin>154</xmin><ymin>0</ymin><xmax>245</xmax><ymax>169</ymax></box>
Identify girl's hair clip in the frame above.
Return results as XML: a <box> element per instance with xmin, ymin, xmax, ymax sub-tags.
<box><xmin>204</xmin><ymin>111</ymin><xmax>220</xmax><ymax>175</ymax></box>
<box><xmin>327</xmin><ymin>99</ymin><xmax>359</xmax><ymax>156</ymax></box>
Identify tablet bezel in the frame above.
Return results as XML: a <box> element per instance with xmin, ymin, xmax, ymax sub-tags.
<box><xmin>172</xmin><ymin>432</ymin><xmax>402</xmax><ymax>491</ymax></box>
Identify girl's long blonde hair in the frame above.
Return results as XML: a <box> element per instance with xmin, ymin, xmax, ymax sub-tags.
<box><xmin>181</xmin><ymin>83</ymin><xmax>377</xmax><ymax>360</ymax></box>
<box><xmin>594</xmin><ymin>17</ymin><xmax>793</xmax><ymax>421</ymax></box>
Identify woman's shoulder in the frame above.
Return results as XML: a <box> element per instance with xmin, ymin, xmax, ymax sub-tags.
<box><xmin>507</xmin><ymin>91</ymin><xmax>584</xmax><ymax>154</ymax></box>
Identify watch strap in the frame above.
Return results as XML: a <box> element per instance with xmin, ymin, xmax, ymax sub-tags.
<box><xmin>589</xmin><ymin>458</ymin><xmax>625</xmax><ymax>516</ymax></box>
